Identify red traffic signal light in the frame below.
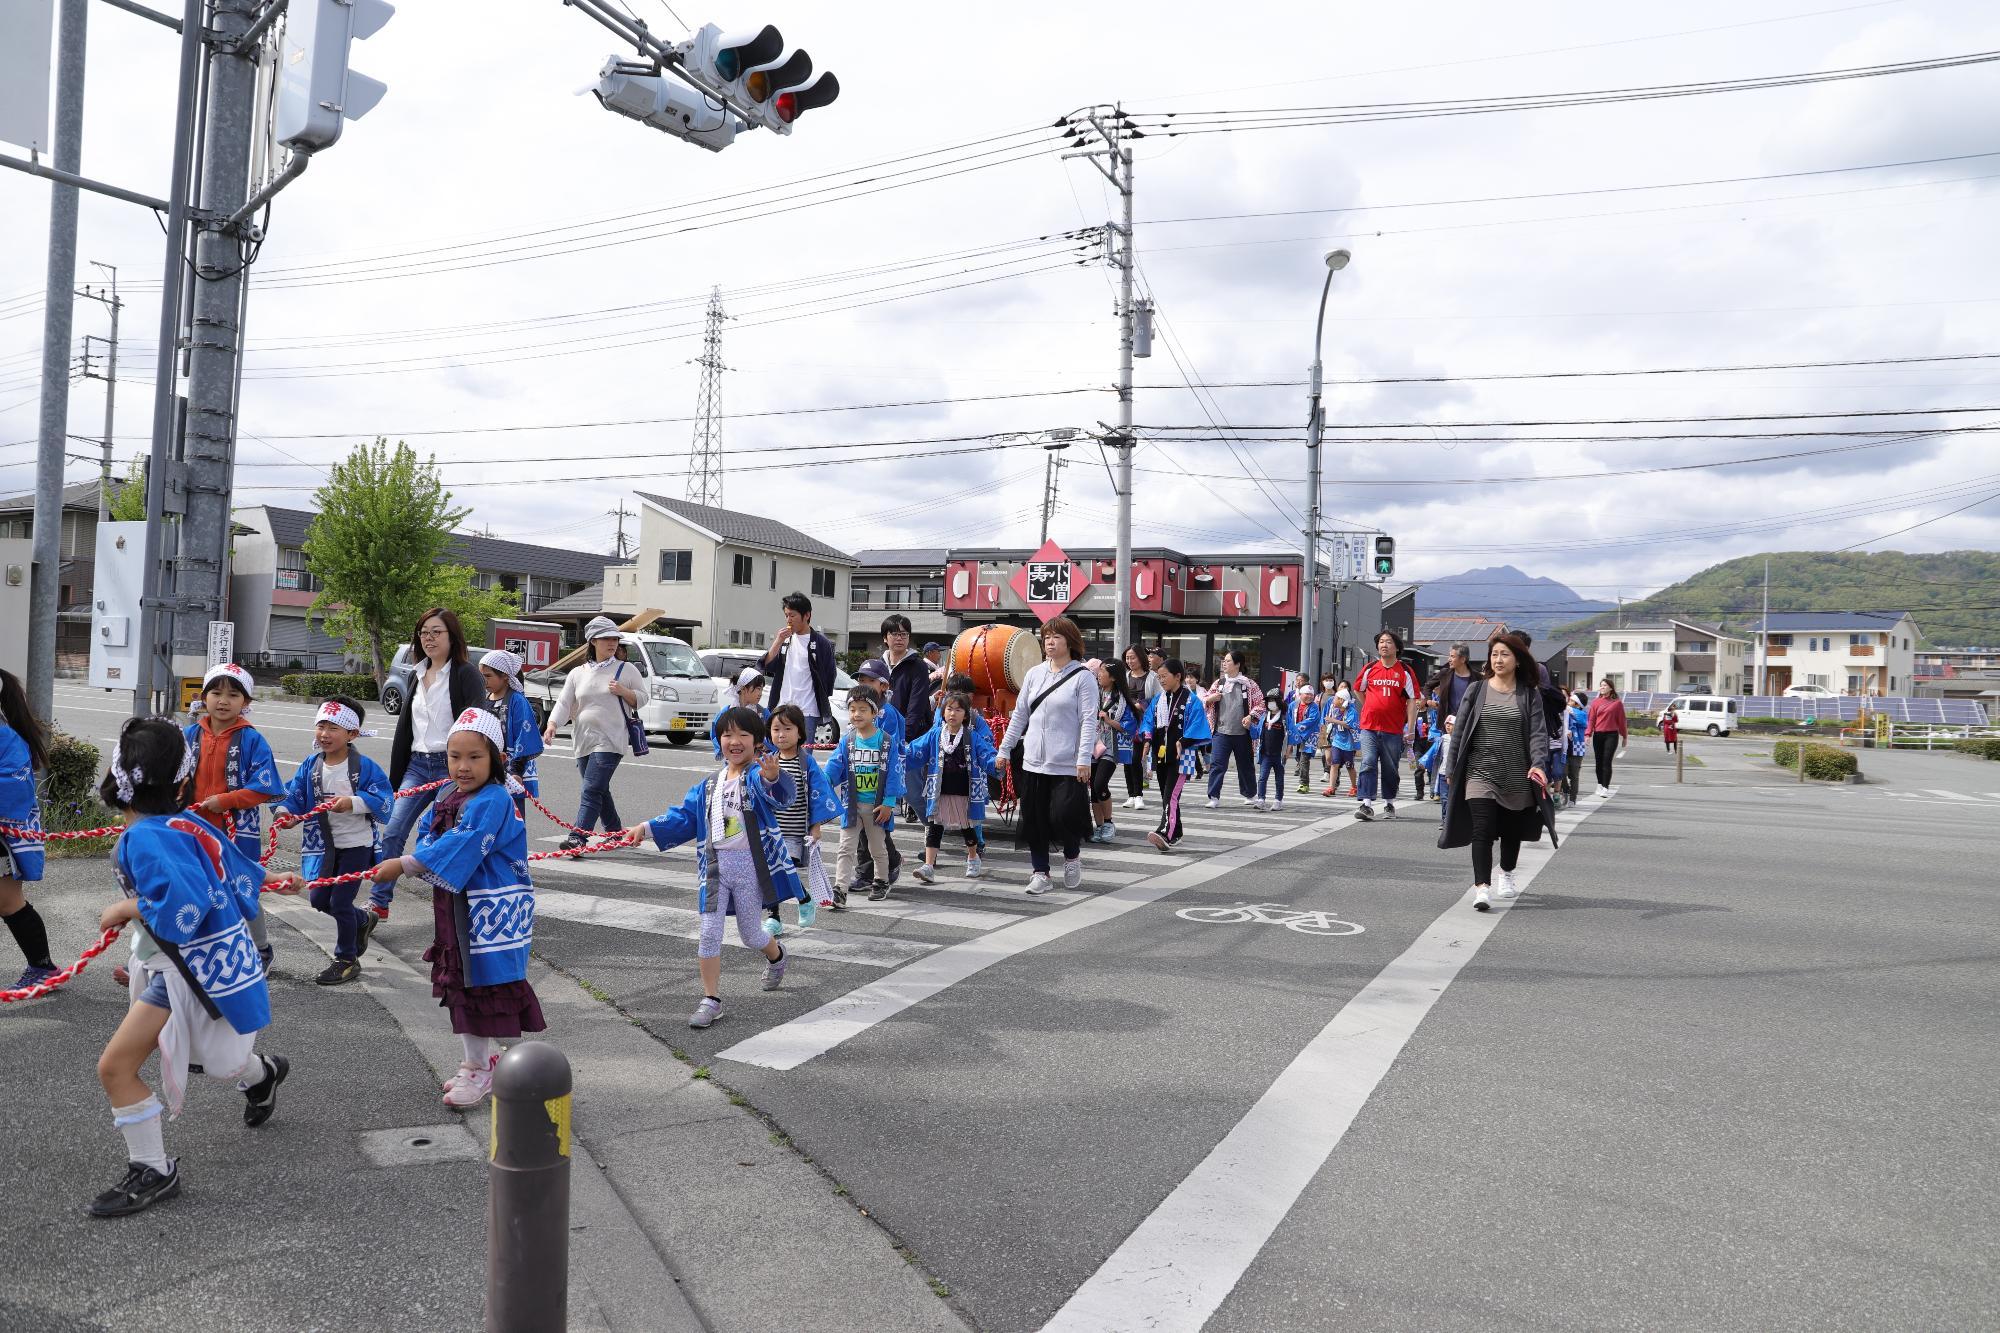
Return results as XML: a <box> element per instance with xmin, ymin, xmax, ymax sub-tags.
<box><xmin>774</xmin><ymin>71</ymin><xmax>839</xmax><ymax>124</ymax></box>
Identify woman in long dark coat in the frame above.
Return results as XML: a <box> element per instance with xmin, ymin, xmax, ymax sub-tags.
<box><xmin>1439</xmin><ymin>631</ymin><xmax>1558</xmax><ymax>911</ymax></box>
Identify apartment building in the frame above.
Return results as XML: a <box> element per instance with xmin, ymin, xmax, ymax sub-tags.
<box><xmin>1742</xmin><ymin>611</ymin><xmax>1919</xmax><ymax>695</ymax></box>
<box><xmin>1594</xmin><ymin>619</ymin><xmax>1750</xmax><ymax>695</ymax></box>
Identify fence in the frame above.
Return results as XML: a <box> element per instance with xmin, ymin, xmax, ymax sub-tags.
<box><xmin>1619</xmin><ymin>693</ymin><xmax>1990</xmax><ymax>726</ymax></box>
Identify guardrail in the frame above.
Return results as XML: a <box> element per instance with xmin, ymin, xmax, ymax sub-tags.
<box><xmin>1842</xmin><ymin>723</ymin><xmax>2000</xmax><ymax>751</ymax></box>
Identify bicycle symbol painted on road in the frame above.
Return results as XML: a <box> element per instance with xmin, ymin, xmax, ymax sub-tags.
<box><xmin>1174</xmin><ymin>903</ymin><xmax>1365</xmax><ymax>936</ymax></box>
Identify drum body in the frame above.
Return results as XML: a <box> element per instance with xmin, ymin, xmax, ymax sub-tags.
<box><xmin>952</xmin><ymin>623</ymin><xmax>1039</xmax><ymax>712</ymax></box>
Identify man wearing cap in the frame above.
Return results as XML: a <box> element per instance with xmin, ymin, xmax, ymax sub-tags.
<box><xmin>762</xmin><ymin>592</ymin><xmax>837</xmax><ymax>746</ymax></box>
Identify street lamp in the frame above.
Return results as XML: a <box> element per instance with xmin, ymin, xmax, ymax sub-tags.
<box><xmin>1298</xmin><ymin>249</ymin><xmax>1351</xmax><ymax>684</ymax></box>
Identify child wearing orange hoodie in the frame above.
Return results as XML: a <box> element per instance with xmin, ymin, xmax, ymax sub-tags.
<box><xmin>182</xmin><ymin>663</ymin><xmax>285</xmax><ymax>966</ymax></box>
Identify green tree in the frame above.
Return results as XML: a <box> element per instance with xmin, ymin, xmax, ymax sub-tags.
<box><xmin>107</xmin><ymin>457</ymin><xmax>147</xmax><ymax>521</ymax></box>
<box><xmin>303</xmin><ymin>438</ymin><xmax>473</xmax><ymax>680</ymax></box>
<box><xmin>427</xmin><ymin>563</ymin><xmax>521</xmax><ymax>649</ymax></box>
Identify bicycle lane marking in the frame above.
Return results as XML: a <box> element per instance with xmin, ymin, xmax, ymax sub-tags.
<box><xmin>1175</xmin><ymin>903</ymin><xmax>1365</xmax><ymax>935</ymax></box>
<box><xmin>1041</xmin><ymin>792</ymin><xmax>1610</xmax><ymax>1333</ymax></box>
<box><xmin>715</xmin><ymin>808</ymin><xmax>1362</xmax><ymax>1071</ymax></box>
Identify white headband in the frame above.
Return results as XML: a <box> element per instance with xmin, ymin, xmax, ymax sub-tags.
<box><xmin>201</xmin><ymin>662</ymin><xmax>255</xmax><ymax>700</ymax></box>
<box><xmin>480</xmin><ymin>649</ymin><xmax>524</xmax><ymax>689</ymax></box>
<box><xmin>449</xmin><ymin>706</ymin><xmax>507</xmax><ymax>754</ymax></box>
<box><xmin>109</xmin><ymin>726</ymin><xmax>198</xmax><ymax>805</ymax></box>
<box><xmin>315</xmin><ymin>700</ymin><xmax>377</xmax><ymax>737</ymax></box>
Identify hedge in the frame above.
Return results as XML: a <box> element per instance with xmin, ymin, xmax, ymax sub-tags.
<box><xmin>1772</xmin><ymin>740</ymin><xmax>1858</xmax><ymax>781</ymax></box>
<box><xmin>279</xmin><ymin>672</ymin><xmax>379</xmax><ymax>701</ymax></box>
<box><xmin>1952</xmin><ymin>738</ymin><xmax>2000</xmax><ymax>761</ymax></box>
<box><xmin>40</xmin><ymin>732</ymin><xmax>119</xmax><ymax>859</ymax></box>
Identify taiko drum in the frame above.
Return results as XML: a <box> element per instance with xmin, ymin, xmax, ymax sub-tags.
<box><xmin>952</xmin><ymin>623</ymin><xmax>1041</xmax><ymax>711</ymax></box>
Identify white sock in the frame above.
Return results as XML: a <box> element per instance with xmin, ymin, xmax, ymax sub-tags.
<box><xmin>112</xmin><ymin>1096</ymin><xmax>170</xmax><ymax>1173</ymax></box>
<box><xmin>234</xmin><ymin>1054</ymin><xmax>271</xmax><ymax>1092</ymax></box>
<box><xmin>461</xmin><ymin>1035</ymin><xmax>494</xmax><ymax>1068</ymax></box>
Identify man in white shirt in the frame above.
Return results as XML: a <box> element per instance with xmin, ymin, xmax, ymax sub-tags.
<box><xmin>764</xmin><ymin>592</ymin><xmax>836</xmax><ymax>744</ymax></box>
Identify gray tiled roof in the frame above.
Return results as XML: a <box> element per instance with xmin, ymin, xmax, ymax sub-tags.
<box><xmin>637</xmin><ymin>492</ymin><xmax>856</xmax><ymax>564</ymax></box>
<box><xmin>0</xmin><ymin>479</ymin><xmax>105</xmax><ymax>513</ymax></box>
<box><xmin>246</xmin><ymin>504</ymin><xmax>609</xmax><ymax>582</ymax></box>
<box><xmin>529</xmin><ymin>583</ymin><xmax>605</xmax><ymax>615</ymax></box>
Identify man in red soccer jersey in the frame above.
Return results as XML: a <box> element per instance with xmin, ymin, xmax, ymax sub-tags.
<box><xmin>1353</xmin><ymin>629</ymin><xmax>1422</xmax><ymax>821</ymax></box>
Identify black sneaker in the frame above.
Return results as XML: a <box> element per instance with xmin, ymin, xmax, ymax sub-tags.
<box><xmin>242</xmin><ymin>1054</ymin><xmax>289</xmax><ymax>1128</ymax></box>
<box><xmin>315</xmin><ymin>958</ymin><xmax>359</xmax><ymax>987</ymax></box>
<box><xmin>1353</xmin><ymin>803</ymin><xmax>1374</xmax><ymax>822</ymax></box>
<box><xmin>355</xmin><ymin>910</ymin><xmax>378</xmax><ymax>959</ymax></box>
<box><xmin>558</xmin><ymin>833</ymin><xmax>587</xmax><ymax>854</ymax></box>
<box><xmin>87</xmin><ymin>1159</ymin><xmax>180</xmax><ymax>1218</ymax></box>
<box><xmin>868</xmin><ymin>881</ymin><xmax>890</xmax><ymax>902</ymax></box>
<box><xmin>256</xmin><ymin>945</ymin><xmax>275</xmax><ymax>972</ymax></box>
<box><xmin>830</xmin><ymin>888</ymin><xmax>848</xmax><ymax>911</ymax></box>
<box><xmin>1384</xmin><ymin>802</ymin><xmax>1398</xmax><ymax>820</ymax></box>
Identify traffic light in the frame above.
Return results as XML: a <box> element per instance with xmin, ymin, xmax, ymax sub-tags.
<box><xmin>1373</xmin><ymin>535</ymin><xmax>1395</xmax><ymax>579</ymax></box>
<box><xmin>681</xmin><ymin>23</ymin><xmax>838</xmax><ymax>133</ymax></box>
<box><xmin>593</xmin><ymin>59</ymin><xmax>739</xmax><ymax>152</ymax></box>
<box><xmin>274</xmin><ymin>0</ymin><xmax>395</xmax><ymax>152</ymax></box>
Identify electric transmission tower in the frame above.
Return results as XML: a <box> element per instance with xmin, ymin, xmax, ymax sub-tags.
<box><xmin>686</xmin><ymin>286</ymin><xmax>728</xmax><ymax>507</ymax></box>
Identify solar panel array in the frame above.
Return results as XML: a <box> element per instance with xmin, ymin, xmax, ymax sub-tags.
<box><xmin>1613</xmin><ymin>693</ymin><xmax>1991</xmax><ymax>725</ymax></box>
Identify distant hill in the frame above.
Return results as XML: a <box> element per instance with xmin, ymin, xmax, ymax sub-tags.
<box><xmin>1415</xmin><ymin>565</ymin><xmax>1613</xmax><ymax>638</ymax></box>
<box><xmin>1551</xmin><ymin>550</ymin><xmax>2000</xmax><ymax>647</ymax></box>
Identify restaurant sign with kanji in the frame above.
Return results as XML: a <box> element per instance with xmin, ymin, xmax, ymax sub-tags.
<box><xmin>1009</xmin><ymin>538</ymin><xmax>1092</xmax><ymax>623</ymax></box>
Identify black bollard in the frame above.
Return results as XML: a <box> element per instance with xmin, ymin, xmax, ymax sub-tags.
<box><xmin>485</xmin><ymin>1041</ymin><xmax>573</xmax><ymax>1333</ymax></box>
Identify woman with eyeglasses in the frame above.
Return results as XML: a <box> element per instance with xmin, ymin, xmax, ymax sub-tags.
<box><xmin>378</xmin><ymin>606</ymin><xmax>485</xmax><ymax>920</ymax></box>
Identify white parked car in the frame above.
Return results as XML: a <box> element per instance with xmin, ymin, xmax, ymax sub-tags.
<box><xmin>1782</xmin><ymin>683</ymin><xmax>1838</xmax><ymax>699</ymax></box>
<box><xmin>698</xmin><ymin>647</ymin><xmax>854</xmax><ymax>743</ymax></box>
<box><xmin>539</xmin><ymin>633</ymin><xmax>728</xmax><ymax>746</ymax></box>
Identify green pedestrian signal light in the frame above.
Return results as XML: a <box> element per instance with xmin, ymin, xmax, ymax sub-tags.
<box><xmin>1373</xmin><ymin>535</ymin><xmax>1395</xmax><ymax>579</ymax></box>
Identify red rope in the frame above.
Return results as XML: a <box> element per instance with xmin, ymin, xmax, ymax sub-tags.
<box><xmin>0</xmin><ymin>925</ymin><xmax>123</xmax><ymax>1003</ymax></box>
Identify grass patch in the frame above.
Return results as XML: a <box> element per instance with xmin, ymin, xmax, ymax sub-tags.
<box><xmin>691</xmin><ymin>1065</ymin><xmax>711</xmax><ymax>1080</ymax></box>
<box><xmin>768</xmin><ymin>1130</ymin><xmax>790</xmax><ymax>1146</ymax></box>
<box><xmin>728</xmin><ymin>1091</ymin><xmax>749</xmax><ymax>1107</ymax></box>
<box><xmin>928</xmin><ymin>1278</ymin><xmax>951</xmax><ymax>1298</ymax></box>
<box><xmin>576</xmin><ymin>978</ymin><xmax>615</xmax><ymax>1005</ymax></box>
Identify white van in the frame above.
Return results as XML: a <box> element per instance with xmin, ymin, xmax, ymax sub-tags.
<box><xmin>1660</xmin><ymin>694</ymin><xmax>1739</xmax><ymax>736</ymax></box>
<box><xmin>536</xmin><ymin>633</ymin><xmax>731</xmax><ymax>746</ymax></box>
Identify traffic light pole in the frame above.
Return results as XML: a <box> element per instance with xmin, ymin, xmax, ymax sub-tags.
<box><xmin>24</xmin><ymin>0</ymin><xmax>87</xmax><ymax>723</ymax></box>
<box><xmin>1299</xmin><ymin>268</ymin><xmax>1335</xmax><ymax>684</ymax></box>
<box><xmin>170</xmin><ymin>0</ymin><xmax>261</xmax><ymax>678</ymax></box>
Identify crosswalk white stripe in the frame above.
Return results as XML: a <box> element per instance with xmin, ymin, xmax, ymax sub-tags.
<box><xmin>716</xmin><ymin>809</ymin><xmax>1359</xmax><ymax>1072</ymax></box>
<box><xmin>531</xmin><ymin>889</ymin><xmax>938</xmax><ymax>969</ymax></box>
<box><xmin>1040</xmin><ymin>794</ymin><xmax>1610</xmax><ymax>1333</ymax></box>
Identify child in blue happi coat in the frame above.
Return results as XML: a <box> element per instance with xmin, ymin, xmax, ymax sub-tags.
<box><xmin>765</xmin><ymin>703</ymin><xmax>843</xmax><ymax>917</ymax></box>
<box><xmin>278</xmin><ymin>696</ymin><xmax>392</xmax><ymax>987</ymax></box>
<box><xmin>907</xmin><ymin>691</ymin><xmax>1000</xmax><ymax>885</ymax></box>
<box><xmin>182</xmin><ymin>663</ymin><xmax>285</xmax><ymax>968</ymax></box>
<box><xmin>627</xmin><ymin>706</ymin><xmax>803</xmax><ymax>1031</ymax></box>
<box><xmin>711</xmin><ymin>666</ymin><xmax>770</xmax><ymax>757</ymax></box>
<box><xmin>0</xmin><ymin>667</ymin><xmax>56</xmax><ymax>991</ymax></box>
<box><xmin>89</xmin><ymin>718</ymin><xmax>302</xmax><ymax>1218</ymax></box>
<box><xmin>1139</xmin><ymin>657</ymin><xmax>1212</xmax><ymax>853</ymax></box>
<box><xmin>479</xmin><ymin>649</ymin><xmax>544</xmax><ymax>816</ymax></box>
<box><xmin>1285</xmin><ymin>682</ymin><xmax>1322</xmax><ymax>797</ymax></box>
<box><xmin>371</xmin><ymin>706</ymin><xmax>544</xmax><ymax>1111</ymax></box>
<box><xmin>850</xmin><ymin>658</ymin><xmax>906</xmax><ymax>885</ymax></box>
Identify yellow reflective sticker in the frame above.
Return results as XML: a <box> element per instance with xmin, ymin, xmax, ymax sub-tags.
<box><xmin>545</xmin><ymin>1093</ymin><xmax>573</xmax><ymax>1158</ymax></box>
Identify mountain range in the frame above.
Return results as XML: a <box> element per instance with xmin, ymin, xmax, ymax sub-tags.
<box><xmin>1413</xmin><ymin>565</ymin><xmax>1613</xmax><ymax>638</ymax></box>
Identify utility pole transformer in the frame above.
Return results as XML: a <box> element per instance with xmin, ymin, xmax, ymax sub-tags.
<box><xmin>686</xmin><ymin>286</ymin><xmax>727</xmax><ymax>507</ymax></box>
<box><xmin>1062</xmin><ymin>105</ymin><xmax>1139</xmax><ymax>652</ymax></box>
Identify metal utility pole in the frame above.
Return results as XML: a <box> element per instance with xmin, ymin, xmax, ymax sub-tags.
<box><xmin>609</xmin><ymin>499</ymin><xmax>634</xmax><ymax>559</ymax></box>
<box><xmin>1298</xmin><ymin>249</ymin><xmax>1351</xmax><ymax>684</ymax></box>
<box><xmin>686</xmin><ymin>286</ymin><xmax>727</xmax><ymax>507</ymax></box>
<box><xmin>1757</xmin><ymin>557</ymin><xmax>1770</xmax><ymax>695</ymax></box>
<box><xmin>169</xmin><ymin>0</ymin><xmax>262</xmax><ymax>677</ymax></box>
<box><xmin>25</xmin><ymin>0</ymin><xmax>88</xmax><ymax>720</ymax></box>
<box><xmin>1038</xmin><ymin>442</ymin><xmax>1070</xmax><ymax>543</ymax></box>
<box><xmin>1064</xmin><ymin>106</ymin><xmax>1137</xmax><ymax>651</ymax></box>
<box><xmin>78</xmin><ymin>265</ymin><xmax>121</xmax><ymax>519</ymax></box>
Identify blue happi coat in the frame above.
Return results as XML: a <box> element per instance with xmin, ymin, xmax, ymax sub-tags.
<box><xmin>646</xmin><ymin>766</ymin><xmax>809</xmax><ymax>914</ymax></box>
<box><xmin>115</xmin><ymin>815</ymin><xmax>271</xmax><ymax>1034</ymax></box>
<box><xmin>0</xmin><ymin>722</ymin><xmax>44</xmax><ymax>882</ymax></box>
<box><xmin>411</xmin><ymin>783</ymin><xmax>534</xmax><ymax>988</ymax></box>
<box><xmin>492</xmin><ymin>690</ymin><xmax>544</xmax><ymax>796</ymax></box>
<box><xmin>1139</xmin><ymin>685</ymin><xmax>1214</xmax><ymax>777</ymax></box>
<box><xmin>1323</xmin><ymin>699</ymin><xmax>1360</xmax><ymax>755</ymax></box>
<box><xmin>1283</xmin><ymin>698</ymin><xmax>1322</xmax><ymax>753</ymax></box>
<box><xmin>823</xmin><ymin>728</ymin><xmax>906</xmax><ymax>831</ymax></box>
<box><xmin>777</xmin><ymin>749</ymin><xmax>845</xmax><ymax>832</ymax></box>
<box><xmin>182</xmin><ymin>719</ymin><xmax>284</xmax><ymax>861</ymax></box>
<box><xmin>906</xmin><ymin>724</ymin><xmax>1000</xmax><ymax>824</ymax></box>
<box><xmin>278</xmin><ymin>749</ymin><xmax>393</xmax><ymax>882</ymax></box>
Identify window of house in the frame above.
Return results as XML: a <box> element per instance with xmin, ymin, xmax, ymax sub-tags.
<box><xmin>1635</xmin><ymin>672</ymin><xmax>1660</xmax><ymax>692</ymax></box>
<box><xmin>1681</xmin><ymin>641</ymin><xmax>1711</xmax><ymax>653</ymax></box>
<box><xmin>1608</xmin><ymin>641</ymin><xmax>1628</xmax><ymax>653</ymax></box>
<box><xmin>1807</xmin><ymin>672</ymin><xmax>1830</xmax><ymax>687</ymax></box>
<box><xmin>811</xmin><ymin>567</ymin><xmax>836</xmax><ymax>598</ymax></box>
<box><xmin>1849</xmin><ymin>634</ymin><xmax>1867</xmax><ymax>646</ymax></box>
<box><xmin>918</xmin><ymin>583</ymin><xmax>942</xmax><ymax>608</ymax></box>
<box><xmin>1641</xmin><ymin>640</ymin><xmax>1662</xmax><ymax>653</ymax></box>
<box><xmin>770</xmin><ymin>558</ymin><xmax>777</xmax><ymax>590</ymax></box>
<box><xmin>728</xmin><ymin>629</ymin><xmax>740</xmax><ymax>646</ymax></box>
<box><xmin>731</xmin><ymin>554</ymin><xmax>753</xmax><ymax>586</ymax></box>
<box><xmin>755</xmin><ymin>632</ymin><xmax>766</xmax><ymax>647</ymax></box>
<box><xmin>885</xmin><ymin>584</ymin><xmax>911</xmax><ymax>607</ymax></box>
<box><xmin>849</xmin><ymin>581</ymin><xmax>869</xmax><ymax>608</ymax></box>
<box><xmin>1606</xmin><ymin>673</ymin><xmax>1625</xmax><ymax>691</ymax></box>
<box><xmin>1770</xmin><ymin>634</ymin><xmax>1791</xmax><ymax>647</ymax></box>
<box><xmin>276</xmin><ymin>546</ymin><xmax>321</xmax><ymax>593</ymax></box>
<box><xmin>658</xmin><ymin>549</ymin><xmax>692</xmax><ymax>582</ymax></box>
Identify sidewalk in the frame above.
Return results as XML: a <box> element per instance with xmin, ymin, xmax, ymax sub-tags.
<box><xmin>2</xmin><ymin>852</ymin><xmax>972</xmax><ymax>1333</ymax></box>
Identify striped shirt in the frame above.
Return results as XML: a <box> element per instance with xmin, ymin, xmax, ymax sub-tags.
<box><xmin>775</xmin><ymin>753</ymin><xmax>810</xmax><ymax>840</ymax></box>
<box><xmin>1465</xmin><ymin>687</ymin><xmax>1533</xmax><ymax>810</ymax></box>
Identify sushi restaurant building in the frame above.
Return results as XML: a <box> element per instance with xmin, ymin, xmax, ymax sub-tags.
<box><xmin>939</xmin><ymin>540</ymin><xmax>1377</xmax><ymax>688</ymax></box>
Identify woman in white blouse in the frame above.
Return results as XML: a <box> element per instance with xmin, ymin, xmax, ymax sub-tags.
<box><xmin>544</xmin><ymin>617</ymin><xmax>643</xmax><ymax>850</ymax></box>
<box><xmin>998</xmin><ymin>616</ymin><xmax>1099</xmax><ymax>895</ymax></box>
<box><xmin>379</xmin><ymin>607</ymin><xmax>485</xmax><ymax>917</ymax></box>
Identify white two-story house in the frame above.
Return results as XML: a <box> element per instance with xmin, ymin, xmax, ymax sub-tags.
<box><xmin>1742</xmin><ymin>611</ymin><xmax>1918</xmax><ymax>696</ymax></box>
<box><xmin>1594</xmin><ymin>619</ymin><xmax>1749</xmax><ymax>695</ymax></box>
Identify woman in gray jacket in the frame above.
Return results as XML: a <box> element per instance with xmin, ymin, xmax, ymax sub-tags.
<box><xmin>1438</xmin><ymin>631</ymin><xmax>1557</xmax><ymax>911</ymax></box>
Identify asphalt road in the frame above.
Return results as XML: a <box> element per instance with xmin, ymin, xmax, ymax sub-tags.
<box><xmin>17</xmin><ymin>679</ymin><xmax>2000</xmax><ymax>1331</ymax></box>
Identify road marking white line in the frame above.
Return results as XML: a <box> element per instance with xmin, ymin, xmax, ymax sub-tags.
<box><xmin>1924</xmin><ymin>788</ymin><xmax>1980</xmax><ymax>801</ymax></box>
<box><xmin>532</xmin><ymin>888</ymin><xmax>938</xmax><ymax>969</ymax></box>
<box><xmin>716</xmin><ymin>810</ymin><xmax>1358</xmax><ymax>1071</ymax></box>
<box><xmin>1039</xmin><ymin>795</ymin><xmax>1607</xmax><ymax>1333</ymax></box>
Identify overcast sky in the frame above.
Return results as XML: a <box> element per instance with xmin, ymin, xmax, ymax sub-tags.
<box><xmin>3</xmin><ymin>0</ymin><xmax>1997</xmax><ymax>614</ymax></box>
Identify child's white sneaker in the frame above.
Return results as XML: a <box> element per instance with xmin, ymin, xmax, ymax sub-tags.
<box><xmin>912</xmin><ymin>863</ymin><xmax>936</xmax><ymax>885</ymax></box>
<box><xmin>963</xmin><ymin>855</ymin><xmax>984</xmax><ymax>879</ymax></box>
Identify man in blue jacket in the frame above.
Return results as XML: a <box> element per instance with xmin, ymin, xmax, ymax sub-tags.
<box><xmin>761</xmin><ymin>592</ymin><xmax>838</xmax><ymax>746</ymax></box>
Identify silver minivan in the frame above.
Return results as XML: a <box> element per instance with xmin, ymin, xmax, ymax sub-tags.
<box><xmin>1660</xmin><ymin>694</ymin><xmax>1739</xmax><ymax>736</ymax></box>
